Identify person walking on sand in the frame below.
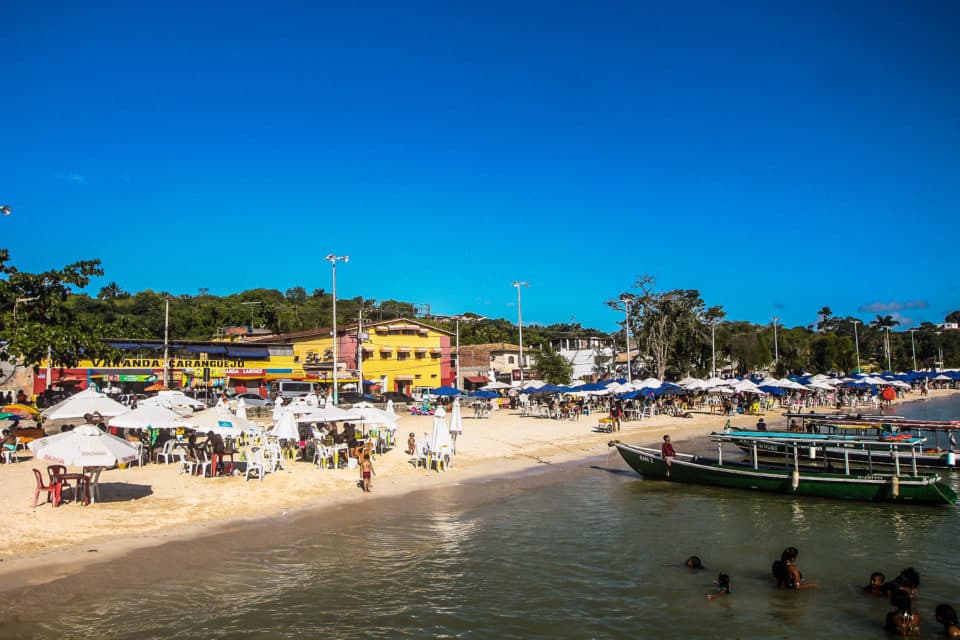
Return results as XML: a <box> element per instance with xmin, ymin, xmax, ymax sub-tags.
<box><xmin>661</xmin><ymin>435</ymin><xmax>676</xmax><ymax>477</ymax></box>
<box><xmin>360</xmin><ymin>452</ymin><xmax>375</xmax><ymax>492</ymax></box>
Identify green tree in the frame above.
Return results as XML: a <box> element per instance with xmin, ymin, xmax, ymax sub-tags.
<box><xmin>0</xmin><ymin>249</ymin><xmax>107</xmax><ymax>368</ymax></box>
<box><xmin>534</xmin><ymin>343</ymin><xmax>573</xmax><ymax>385</ymax></box>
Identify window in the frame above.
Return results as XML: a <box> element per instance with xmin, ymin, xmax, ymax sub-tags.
<box><xmin>415</xmin><ymin>352</ymin><xmax>425</xmax><ymax>359</ymax></box>
<box><xmin>398</xmin><ymin>352</ymin><xmax>409</xmax><ymax>361</ymax></box>
<box><xmin>415</xmin><ymin>374</ymin><xmax>422</xmax><ymax>379</ymax></box>
<box><xmin>508</xmin><ymin>356</ymin><xmax>515</xmax><ymax>364</ymax></box>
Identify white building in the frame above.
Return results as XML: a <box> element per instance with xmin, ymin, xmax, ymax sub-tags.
<box><xmin>550</xmin><ymin>337</ymin><xmax>615</xmax><ymax>381</ymax></box>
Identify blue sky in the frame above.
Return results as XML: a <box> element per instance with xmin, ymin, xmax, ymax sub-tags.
<box><xmin>2</xmin><ymin>1</ymin><xmax>958</xmax><ymax>332</ymax></box>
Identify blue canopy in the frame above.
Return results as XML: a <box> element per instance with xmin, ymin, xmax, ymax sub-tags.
<box><xmin>430</xmin><ymin>386</ymin><xmax>462</xmax><ymax>396</ymax></box>
<box><xmin>468</xmin><ymin>390</ymin><xmax>499</xmax><ymax>399</ymax></box>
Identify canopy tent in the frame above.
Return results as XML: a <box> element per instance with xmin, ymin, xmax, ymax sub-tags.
<box><xmin>108</xmin><ymin>405</ymin><xmax>183</xmax><ymax>431</ymax></box>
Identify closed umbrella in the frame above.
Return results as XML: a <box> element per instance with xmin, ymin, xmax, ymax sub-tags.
<box><xmin>270</xmin><ymin>410</ymin><xmax>299</xmax><ymax>440</ymax></box>
<box><xmin>449</xmin><ymin>399</ymin><xmax>463</xmax><ymax>436</ymax></box>
<box><xmin>429</xmin><ymin>406</ymin><xmax>453</xmax><ymax>454</ymax></box>
<box><xmin>235</xmin><ymin>398</ymin><xmax>248</xmax><ymax>421</ymax></box>
<box><xmin>29</xmin><ymin>425</ymin><xmax>139</xmax><ymax>467</ymax></box>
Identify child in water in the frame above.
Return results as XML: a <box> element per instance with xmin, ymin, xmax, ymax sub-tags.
<box><xmin>705</xmin><ymin>573</ymin><xmax>731</xmax><ymax>600</ymax></box>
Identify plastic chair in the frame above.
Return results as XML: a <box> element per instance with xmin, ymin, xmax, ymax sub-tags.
<box><xmin>314</xmin><ymin>444</ymin><xmax>334</xmax><ymax>470</ymax></box>
<box><xmin>33</xmin><ymin>468</ymin><xmax>62</xmax><ymax>507</ymax></box>
<box><xmin>131</xmin><ymin>441</ymin><xmax>147</xmax><ymax>467</ymax></box>
<box><xmin>177</xmin><ymin>450</ymin><xmax>196</xmax><ymax>476</ymax></box>
<box><xmin>196</xmin><ymin>451</ymin><xmax>213</xmax><ymax>478</ymax></box>
<box><xmin>85</xmin><ymin>467</ymin><xmax>103</xmax><ymax>504</ymax></box>
<box><xmin>155</xmin><ymin>440</ymin><xmax>178</xmax><ymax>464</ymax></box>
<box><xmin>3</xmin><ymin>448</ymin><xmax>18</xmax><ymax>464</ymax></box>
<box><xmin>245</xmin><ymin>446</ymin><xmax>266</xmax><ymax>482</ymax></box>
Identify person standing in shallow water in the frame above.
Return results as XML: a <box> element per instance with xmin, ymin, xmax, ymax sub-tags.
<box><xmin>661</xmin><ymin>435</ymin><xmax>676</xmax><ymax>477</ymax></box>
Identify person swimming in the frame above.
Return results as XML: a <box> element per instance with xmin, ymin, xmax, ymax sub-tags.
<box><xmin>686</xmin><ymin>555</ymin><xmax>704</xmax><ymax>569</ymax></box>
<box><xmin>864</xmin><ymin>571</ymin><xmax>886</xmax><ymax>596</ymax></box>
<box><xmin>885</xmin><ymin>588</ymin><xmax>921</xmax><ymax>635</ymax></box>
<box><xmin>935</xmin><ymin>604</ymin><xmax>960</xmax><ymax>639</ymax></box>
<box><xmin>706</xmin><ymin>572</ymin><xmax>731</xmax><ymax>600</ymax></box>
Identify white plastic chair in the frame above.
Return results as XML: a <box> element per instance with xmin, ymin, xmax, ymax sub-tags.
<box><xmin>196</xmin><ymin>451</ymin><xmax>213</xmax><ymax>478</ymax></box>
<box><xmin>245</xmin><ymin>446</ymin><xmax>267</xmax><ymax>482</ymax></box>
<box><xmin>265</xmin><ymin>442</ymin><xmax>284</xmax><ymax>472</ymax></box>
<box><xmin>155</xmin><ymin>439</ymin><xmax>178</xmax><ymax>464</ymax></box>
<box><xmin>314</xmin><ymin>444</ymin><xmax>333</xmax><ymax>469</ymax></box>
<box><xmin>85</xmin><ymin>467</ymin><xmax>104</xmax><ymax>504</ymax></box>
<box><xmin>131</xmin><ymin>441</ymin><xmax>147</xmax><ymax>467</ymax></box>
<box><xmin>177</xmin><ymin>450</ymin><xmax>196</xmax><ymax>476</ymax></box>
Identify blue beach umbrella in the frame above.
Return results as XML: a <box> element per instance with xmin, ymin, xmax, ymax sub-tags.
<box><xmin>430</xmin><ymin>386</ymin><xmax>462</xmax><ymax>397</ymax></box>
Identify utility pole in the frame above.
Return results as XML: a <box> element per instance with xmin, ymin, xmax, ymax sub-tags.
<box><xmin>908</xmin><ymin>329</ymin><xmax>918</xmax><ymax>372</ymax></box>
<box><xmin>325</xmin><ymin>254</ymin><xmax>349</xmax><ymax>405</ymax></box>
<box><xmin>163</xmin><ymin>297</ymin><xmax>170</xmax><ymax>389</ymax></box>
<box><xmin>771</xmin><ymin>316</ymin><xmax>780</xmax><ymax>372</ymax></box>
<box><xmin>357</xmin><ymin>305</ymin><xmax>364</xmax><ymax>396</ymax></box>
<box><xmin>852</xmin><ymin>319</ymin><xmax>861</xmax><ymax>374</ymax></box>
<box><xmin>512</xmin><ymin>282</ymin><xmax>530</xmax><ymax>385</ymax></box>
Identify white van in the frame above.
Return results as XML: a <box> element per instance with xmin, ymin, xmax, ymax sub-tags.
<box><xmin>276</xmin><ymin>380</ymin><xmax>320</xmax><ymax>399</ymax></box>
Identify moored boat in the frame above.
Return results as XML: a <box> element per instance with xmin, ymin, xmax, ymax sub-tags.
<box><xmin>608</xmin><ymin>438</ymin><xmax>958</xmax><ymax>505</ymax></box>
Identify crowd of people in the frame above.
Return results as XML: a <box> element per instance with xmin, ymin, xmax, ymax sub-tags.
<box><xmin>686</xmin><ymin>547</ymin><xmax>959</xmax><ymax>636</ymax></box>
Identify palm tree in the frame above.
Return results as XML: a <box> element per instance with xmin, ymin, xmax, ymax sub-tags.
<box><xmin>817</xmin><ymin>306</ymin><xmax>833</xmax><ymax>332</ymax></box>
<box><xmin>97</xmin><ymin>281</ymin><xmax>126</xmax><ymax>301</ymax></box>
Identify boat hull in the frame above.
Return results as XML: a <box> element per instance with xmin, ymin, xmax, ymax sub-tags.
<box><xmin>613</xmin><ymin>443</ymin><xmax>957</xmax><ymax>505</ymax></box>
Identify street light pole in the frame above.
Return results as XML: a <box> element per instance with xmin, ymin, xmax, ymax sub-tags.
<box><xmin>325</xmin><ymin>254</ymin><xmax>349</xmax><ymax>405</ymax></box>
<box><xmin>163</xmin><ymin>297</ymin><xmax>170</xmax><ymax>389</ymax></box>
<box><xmin>908</xmin><ymin>329</ymin><xmax>918</xmax><ymax>372</ymax></box>
<box><xmin>620</xmin><ymin>296</ymin><xmax>632</xmax><ymax>384</ymax></box>
<box><xmin>512</xmin><ymin>281</ymin><xmax>529</xmax><ymax>386</ymax></box>
<box><xmin>885</xmin><ymin>327</ymin><xmax>892</xmax><ymax>372</ymax></box>
<box><xmin>711</xmin><ymin>322</ymin><xmax>717</xmax><ymax>379</ymax></box>
<box><xmin>852</xmin><ymin>319</ymin><xmax>861</xmax><ymax>374</ymax></box>
<box><xmin>936</xmin><ymin>331</ymin><xmax>944</xmax><ymax>372</ymax></box>
<box><xmin>771</xmin><ymin>316</ymin><xmax>780</xmax><ymax>371</ymax></box>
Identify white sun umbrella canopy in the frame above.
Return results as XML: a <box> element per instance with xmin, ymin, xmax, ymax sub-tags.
<box><xmin>108</xmin><ymin>405</ymin><xmax>183</xmax><ymax>431</ymax></box>
<box><xmin>639</xmin><ymin>377</ymin><xmax>662</xmax><ymax>389</ymax></box>
<box><xmin>683</xmin><ymin>379</ymin><xmax>708</xmax><ymax>391</ymax></box>
<box><xmin>174</xmin><ymin>408</ymin><xmax>258</xmax><ymax>437</ymax></box>
<box><xmin>732</xmin><ymin>379</ymin><xmax>765</xmax><ymax>394</ymax></box>
<box><xmin>42</xmin><ymin>392</ymin><xmax>129</xmax><ymax>421</ymax></box>
<box><xmin>29</xmin><ymin>425</ymin><xmax>139</xmax><ymax>467</ymax></box>
<box><xmin>295</xmin><ymin>405</ymin><xmax>363</xmax><ymax>423</ymax></box>
<box><xmin>350</xmin><ymin>403</ymin><xmax>399</xmax><ymax>431</ymax></box>
<box><xmin>270</xmin><ymin>410</ymin><xmax>300</xmax><ymax>440</ymax></box>
<box><xmin>482</xmin><ymin>380</ymin><xmax>512</xmax><ymax>391</ymax></box>
<box><xmin>140</xmin><ymin>390</ymin><xmax>206</xmax><ymax>411</ymax></box>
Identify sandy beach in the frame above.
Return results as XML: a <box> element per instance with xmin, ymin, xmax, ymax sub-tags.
<box><xmin>0</xmin><ymin>389</ymin><xmax>955</xmax><ymax>593</ymax></box>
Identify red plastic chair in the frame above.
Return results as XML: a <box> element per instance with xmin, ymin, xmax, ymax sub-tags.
<box><xmin>33</xmin><ymin>468</ymin><xmax>63</xmax><ymax>507</ymax></box>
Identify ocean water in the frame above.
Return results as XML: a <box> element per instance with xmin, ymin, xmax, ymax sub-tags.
<box><xmin>3</xmin><ymin>396</ymin><xmax>959</xmax><ymax>639</ymax></box>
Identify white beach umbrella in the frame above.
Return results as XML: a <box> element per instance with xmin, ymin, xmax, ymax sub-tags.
<box><xmin>270</xmin><ymin>410</ymin><xmax>300</xmax><ymax>440</ymax></box>
<box><xmin>703</xmin><ymin>376</ymin><xmax>728</xmax><ymax>388</ymax></box>
<box><xmin>295</xmin><ymin>405</ymin><xmax>363</xmax><ymax>423</ymax></box>
<box><xmin>639</xmin><ymin>377</ymin><xmax>662</xmax><ymax>389</ymax></box>
<box><xmin>42</xmin><ymin>393</ymin><xmax>129</xmax><ymax>420</ymax></box>
<box><xmin>449</xmin><ymin>399</ymin><xmax>463</xmax><ymax>435</ymax></box>
<box><xmin>385</xmin><ymin>400</ymin><xmax>397</xmax><ymax>423</ymax></box>
<box><xmin>684</xmin><ymin>379</ymin><xmax>708</xmax><ymax>391</ymax></box>
<box><xmin>174</xmin><ymin>408</ymin><xmax>257</xmax><ymax>437</ymax></box>
<box><xmin>272</xmin><ymin>400</ymin><xmax>284</xmax><ymax>421</ymax></box>
<box><xmin>677</xmin><ymin>376</ymin><xmax>698</xmax><ymax>386</ymax></box>
<box><xmin>29</xmin><ymin>425</ymin><xmax>139</xmax><ymax>467</ymax></box>
<box><xmin>108</xmin><ymin>405</ymin><xmax>183</xmax><ymax>431</ymax></box>
<box><xmin>732</xmin><ymin>379</ymin><xmax>764</xmax><ymax>394</ymax></box>
<box><xmin>350</xmin><ymin>404</ymin><xmax>399</xmax><ymax>431</ymax></box>
<box><xmin>141</xmin><ymin>390</ymin><xmax>206</xmax><ymax>411</ymax></box>
<box><xmin>482</xmin><ymin>381</ymin><xmax>511</xmax><ymax>390</ymax></box>
<box><xmin>777</xmin><ymin>378</ymin><xmax>809</xmax><ymax>391</ymax></box>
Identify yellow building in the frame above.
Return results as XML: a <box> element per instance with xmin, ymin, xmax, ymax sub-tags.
<box><xmin>252</xmin><ymin>318</ymin><xmax>453</xmax><ymax>396</ymax></box>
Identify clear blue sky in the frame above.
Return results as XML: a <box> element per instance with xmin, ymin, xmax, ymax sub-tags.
<box><xmin>2</xmin><ymin>1</ymin><xmax>958</xmax><ymax>332</ymax></box>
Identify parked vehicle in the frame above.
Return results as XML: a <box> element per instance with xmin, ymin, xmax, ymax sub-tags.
<box><xmin>274</xmin><ymin>380</ymin><xmax>321</xmax><ymax>400</ymax></box>
<box><xmin>233</xmin><ymin>392</ymin><xmax>273</xmax><ymax>407</ymax></box>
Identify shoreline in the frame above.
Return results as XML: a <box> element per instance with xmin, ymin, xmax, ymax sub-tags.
<box><xmin>1</xmin><ymin>388</ymin><xmax>956</xmax><ymax>594</ymax></box>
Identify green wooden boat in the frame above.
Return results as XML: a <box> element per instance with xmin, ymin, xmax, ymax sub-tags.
<box><xmin>608</xmin><ymin>439</ymin><xmax>958</xmax><ymax>505</ymax></box>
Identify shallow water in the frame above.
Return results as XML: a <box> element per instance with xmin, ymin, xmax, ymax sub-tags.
<box><xmin>3</xmin><ymin>396</ymin><xmax>959</xmax><ymax>639</ymax></box>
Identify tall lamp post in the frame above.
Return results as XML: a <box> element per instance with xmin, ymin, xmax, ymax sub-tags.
<box><xmin>936</xmin><ymin>331</ymin><xmax>944</xmax><ymax>372</ymax></box>
<box><xmin>325</xmin><ymin>254</ymin><xmax>349</xmax><ymax>405</ymax></box>
<box><xmin>908</xmin><ymin>329</ymin><xmax>918</xmax><ymax>372</ymax></box>
<box><xmin>851</xmin><ymin>319</ymin><xmax>861</xmax><ymax>374</ymax></box>
<box><xmin>620</xmin><ymin>295</ymin><xmax>633</xmax><ymax>385</ymax></box>
<box><xmin>771</xmin><ymin>316</ymin><xmax>780</xmax><ymax>372</ymax></box>
<box><xmin>512</xmin><ymin>281</ymin><xmax>529</xmax><ymax>386</ymax></box>
<box><xmin>885</xmin><ymin>327</ymin><xmax>892</xmax><ymax>372</ymax></box>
